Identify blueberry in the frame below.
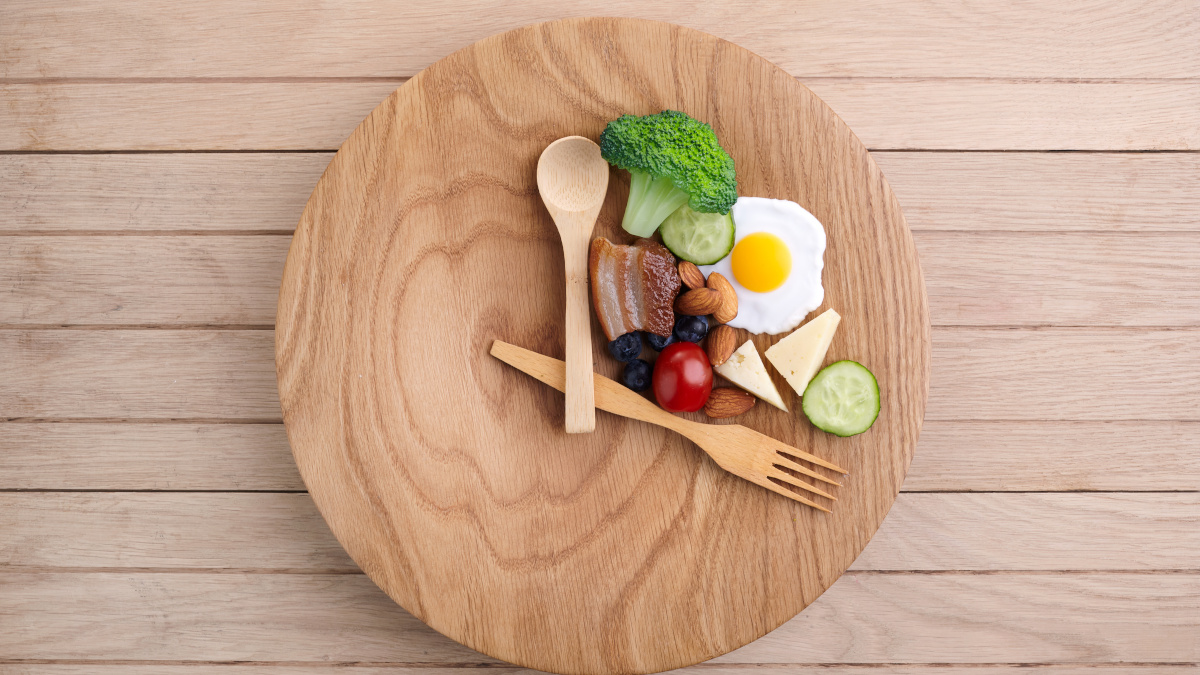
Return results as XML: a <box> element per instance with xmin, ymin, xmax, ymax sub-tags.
<box><xmin>607</xmin><ymin>332</ymin><xmax>642</xmax><ymax>362</ymax></box>
<box><xmin>673</xmin><ymin>314</ymin><xmax>709</xmax><ymax>344</ymax></box>
<box><xmin>644</xmin><ymin>330</ymin><xmax>675</xmax><ymax>352</ymax></box>
<box><xmin>622</xmin><ymin>359</ymin><xmax>653</xmax><ymax>392</ymax></box>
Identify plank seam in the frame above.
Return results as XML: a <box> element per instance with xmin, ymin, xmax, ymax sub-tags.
<box><xmin>0</xmin><ymin>418</ymin><xmax>286</xmax><ymax>424</ymax></box>
<box><xmin>0</xmin><ymin>488</ymin><xmax>309</xmax><ymax>493</ymax></box>
<box><xmin>0</xmin><ymin>661</ymin><xmax>1194</xmax><ymax>668</ymax></box>
<box><xmin>2</xmin><ymin>76</ymin><xmax>1197</xmax><ymax>85</ymax></box>
<box><xmin>1</xmin><ymin>488</ymin><xmax>1195</xmax><ymax>494</ymax></box>
<box><xmin>6</xmin><ymin>229</ymin><xmax>1200</xmax><ymax>237</ymax></box>
<box><xmin>4</xmin><ymin>324</ymin><xmax>1200</xmax><ymax>331</ymax></box>
<box><xmin>4</xmin><ymin>418</ymin><xmax>1199</xmax><ymax>424</ymax></box>
<box><xmin>3</xmin><ymin>569</ymin><xmax>1194</xmax><ymax>575</ymax></box>
<box><xmin>0</xmin><ymin>325</ymin><xmax>279</xmax><ymax>330</ymax></box>
<box><xmin>3</xmin><ymin>149</ymin><xmax>1199</xmax><ymax>155</ymax></box>
<box><xmin>0</xmin><ymin>231</ymin><xmax>299</xmax><ymax>237</ymax></box>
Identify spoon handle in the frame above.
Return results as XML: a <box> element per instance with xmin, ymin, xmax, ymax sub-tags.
<box><xmin>562</xmin><ymin>239</ymin><xmax>596</xmax><ymax>433</ymax></box>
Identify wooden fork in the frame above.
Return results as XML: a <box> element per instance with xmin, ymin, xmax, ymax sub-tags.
<box><xmin>491</xmin><ymin>340</ymin><xmax>848</xmax><ymax>512</ymax></box>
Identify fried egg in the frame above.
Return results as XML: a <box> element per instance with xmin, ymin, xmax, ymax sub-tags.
<box><xmin>699</xmin><ymin>197</ymin><xmax>826</xmax><ymax>335</ymax></box>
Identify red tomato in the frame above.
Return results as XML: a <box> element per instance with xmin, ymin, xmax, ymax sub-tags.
<box><xmin>652</xmin><ymin>342</ymin><xmax>713</xmax><ymax>413</ymax></box>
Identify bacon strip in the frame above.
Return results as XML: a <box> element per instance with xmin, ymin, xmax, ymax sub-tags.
<box><xmin>588</xmin><ymin>237</ymin><xmax>681</xmax><ymax>341</ymax></box>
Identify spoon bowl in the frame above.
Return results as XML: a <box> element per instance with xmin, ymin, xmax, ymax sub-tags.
<box><xmin>538</xmin><ymin>136</ymin><xmax>611</xmax><ymax>213</ymax></box>
<box><xmin>537</xmin><ymin>136</ymin><xmax>610</xmax><ymax>433</ymax></box>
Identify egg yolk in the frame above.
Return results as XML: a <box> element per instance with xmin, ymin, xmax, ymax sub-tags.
<box><xmin>731</xmin><ymin>232</ymin><xmax>792</xmax><ymax>292</ymax></box>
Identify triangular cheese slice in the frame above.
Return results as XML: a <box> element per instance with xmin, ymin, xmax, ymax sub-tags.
<box><xmin>765</xmin><ymin>308</ymin><xmax>841</xmax><ymax>397</ymax></box>
<box><xmin>714</xmin><ymin>340</ymin><xmax>788</xmax><ymax>411</ymax></box>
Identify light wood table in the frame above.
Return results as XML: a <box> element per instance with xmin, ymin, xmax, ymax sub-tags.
<box><xmin>1</xmin><ymin>3</ymin><xmax>1197</xmax><ymax>673</ymax></box>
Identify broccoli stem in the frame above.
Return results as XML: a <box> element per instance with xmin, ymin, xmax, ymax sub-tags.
<box><xmin>620</xmin><ymin>170</ymin><xmax>691</xmax><ymax>237</ymax></box>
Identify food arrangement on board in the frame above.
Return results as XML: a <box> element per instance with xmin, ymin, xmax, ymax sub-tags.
<box><xmin>499</xmin><ymin>110</ymin><xmax>884</xmax><ymax>510</ymax></box>
<box><xmin>586</xmin><ymin>110</ymin><xmax>879</xmax><ymax>435</ymax></box>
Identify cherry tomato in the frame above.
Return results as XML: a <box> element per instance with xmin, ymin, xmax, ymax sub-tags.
<box><xmin>652</xmin><ymin>341</ymin><xmax>713</xmax><ymax>413</ymax></box>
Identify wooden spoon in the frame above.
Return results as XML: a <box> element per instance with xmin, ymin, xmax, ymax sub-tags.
<box><xmin>537</xmin><ymin>136</ymin><xmax>610</xmax><ymax>434</ymax></box>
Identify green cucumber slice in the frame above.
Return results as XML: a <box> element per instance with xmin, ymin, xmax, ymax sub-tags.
<box><xmin>659</xmin><ymin>204</ymin><xmax>735</xmax><ymax>265</ymax></box>
<box><xmin>801</xmin><ymin>361</ymin><xmax>880</xmax><ymax>437</ymax></box>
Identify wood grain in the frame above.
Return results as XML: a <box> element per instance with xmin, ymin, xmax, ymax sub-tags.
<box><xmin>5</xmin><ymin>669</ymin><xmax>1197</xmax><ymax>675</ymax></box>
<box><xmin>1</xmin><ymin>572</ymin><xmax>1195</xmax><ymax>662</ymax></box>
<box><xmin>905</xmin><ymin>421</ymin><xmax>1200</xmax><ymax>491</ymax></box>
<box><xmin>3</xmin><ymin>81</ymin><xmax>1198</xmax><ymax>151</ymax></box>
<box><xmin>0</xmin><ymin>493</ymin><xmax>355</xmax><ymax>571</ymax></box>
<box><xmin>928</xmin><ymin>328</ymin><xmax>1200</xmax><ymax>421</ymax></box>
<box><xmin>4</xmin><ymin>662</ymin><xmax>1195</xmax><ymax>667</ymax></box>
<box><xmin>0</xmin><ymin>236</ymin><xmax>287</xmax><ymax>326</ymax></box>
<box><xmin>6</xmin><ymin>233</ymin><xmax>1200</xmax><ymax>327</ymax></box>
<box><xmin>0</xmin><ymin>154</ymin><xmax>327</xmax><ymax>234</ymax></box>
<box><xmin>874</xmin><ymin>152</ymin><xmax>1200</xmax><ymax>233</ymax></box>
<box><xmin>3</xmin><ymin>0</ymin><xmax>1196</xmax><ymax>78</ymax></box>
<box><xmin>916</xmin><ymin>232</ymin><xmax>1200</xmax><ymax>326</ymax></box>
<box><xmin>0</xmin><ymin>330</ymin><xmax>278</xmax><ymax>420</ymax></box>
<box><xmin>717</xmin><ymin>573</ymin><xmax>1200</xmax><ymax>664</ymax></box>
<box><xmin>276</xmin><ymin>18</ymin><xmax>928</xmax><ymax>674</ymax></box>
<box><xmin>4</xmin><ymin>329</ymin><xmax>1195</xmax><ymax>421</ymax></box>
<box><xmin>0</xmin><ymin>573</ymin><xmax>479</xmax><ymax>663</ymax></box>
<box><xmin>2</xmin><ymin>421</ymin><xmax>1196</xmax><ymax>492</ymax></box>
<box><xmin>6</xmin><ymin>153</ymin><xmax>1199</xmax><ymax>235</ymax></box>
<box><xmin>850</xmin><ymin>493</ymin><xmax>1200</xmax><ymax>570</ymax></box>
<box><xmin>0</xmin><ymin>82</ymin><xmax>398</xmax><ymax>151</ymax></box>
<box><xmin>0</xmin><ymin>423</ymin><xmax>300</xmax><ymax>490</ymax></box>
<box><xmin>3</xmin><ymin>493</ymin><xmax>1196</xmax><ymax>571</ymax></box>
<box><xmin>814</xmin><ymin>80</ymin><xmax>1200</xmax><ymax>151</ymax></box>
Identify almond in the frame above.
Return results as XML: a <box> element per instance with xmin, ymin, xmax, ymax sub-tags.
<box><xmin>706</xmin><ymin>324</ymin><xmax>737</xmax><ymax>367</ymax></box>
<box><xmin>707</xmin><ymin>272</ymin><xmax>738</xmax><ymax>324</ymax></box>
<box><xmin>674</xmin><ymin>287</ymin><xmax>723</xmax><ymax>316</ymax></box>
<box><xmin>704</xmin><ymin>387</ymin><xmax>757</xmax><ymax>419</ymax></box>
<box><xmin>678</xmin><ymin>261</ymin><xmax>707</xmax><ymax>290</ymax></box>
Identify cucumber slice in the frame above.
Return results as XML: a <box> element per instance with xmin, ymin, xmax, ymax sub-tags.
<box><xmin>659</xmin><ymin>204</ymin><xmax>735</xmax><ymax>265</ymax></box>
<box><xmin>801</xmin><ymin>361</ymin><xmax>880</xmax><ymax>437</ymax></box>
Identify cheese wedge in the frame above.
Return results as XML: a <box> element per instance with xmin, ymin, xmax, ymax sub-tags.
<box><xmin>765</xmin><ymin>308</ymin><xmax>841</xmax><ymax>397</ymax></box>
<box><xmin>714</xmin><ymin>340</ymin><xmax>788</xmax><ymax>411</ymax></box>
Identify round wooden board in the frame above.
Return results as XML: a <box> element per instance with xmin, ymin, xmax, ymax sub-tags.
<box><xmin>277</xmin><ymin>17</ymin><xmax>929</xmax><ymax>675</ymax></box>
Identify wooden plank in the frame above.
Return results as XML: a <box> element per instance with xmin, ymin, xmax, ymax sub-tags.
<box><xmin>716</xmin><ymin>573</ymin><xmax>1200</xmax><ymax>664</ymax></box>
<box><xmin>850</xmin><ymin>493</ymin><xmax>1200</xmax><ymax>571</ymax></box>
<box><xmin>0</xmin><ymin>236</ymin><xmax>289</xmax><ymax>326</ymax></box>
<box><xmin>905</xmin><ymin>421</ymin><xmax>1200</xmax><ymax>491</ymax></box>
<box><xmin>2</xmin><ymin>328</ymin><xmax>1197</xmax><ymax>421</ymax></box>
<box><xmin>916</xmin><ymin>232</ymin><xmax>1200</xmax><ymax>326</ymax></box>
<box><xmin>2</xmin><ymin>82</ymin><xmax>1197</xmax><ymax>151</ymax></box>
<box><xmin>0</xmin><ymin>82</ymin><xmax>398</xmax><ymax>152</ymax></box>
<box><xmin>0</xmin><ymin>330</ymin><xmax>279</xmax><ymax>420</ymax></box>
<box><xmin>3</xmin><ymin>493</ymin><xmax>1195</xmax><ymax>572</ymax></box>
<box><xmin>0</xmin><ymin>572</ymin><xmax>1194</xmax><ymax>662</ymax></box>
<box><xmin>926</xmin><ymin>328</ymin><xmax>1200</xmax><ymax>421</ymax></box>
<box><xmin>0</xmin><ymin>154</ymin><xmax>326</xmax><ymax>234</ymax></box>
<box><xmin>811</xmin><ymin>81</ymin><xmax>1200</xmax><ymax>151</ymax></box>
<box><xmin>0</xmin><ymin>493</ymin><xmax>355</xmax><ymax>571</ymax></box>
<box><xmin>0</xmin><ymin>572</ymin><xmax>482</xmax><ymax>663</ymax></box>
<box><xmin>4</xmin><ymin>662</ymin><xmax>1195</xmax><ymax>667</ymax></box>
<box><xmin>2</xmin><ymin>421</ymin><xmax>1195</xmax><ymax>492</ymax></box>
<box><xmin>0</xmin><ymin>423</ymin><xmax>300</xmax><ymax>490</ymax></box>
<box><xmin>2</xmin><ymin>0</ymin><xmax>1196</xmax><ymax>79</ymax></box>
<box><xmin>874</xmin><ymin>152</ymin><xmax>1200</xmax><ymax>233</ymax></box>
<box><xmin>6</xmin><ymin>233</ymin><xmax>1199</xmax><ymax>327</ymax></box>
<box><xmin>6</xmin><ymin>153</ymin><xmax>1199</xmax><ymax>235</ymax></box>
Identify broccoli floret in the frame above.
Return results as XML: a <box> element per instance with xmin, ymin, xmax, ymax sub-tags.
<box><xmin>599</xmin><ymin>110</ymin><xmax>737</xmax><ymax>237</ymax></box>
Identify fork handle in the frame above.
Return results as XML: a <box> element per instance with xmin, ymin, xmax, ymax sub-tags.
<box><xmin>491</xmin><ymin>340</ymin><xmax>688</xmax><ymax>432</ymax></box>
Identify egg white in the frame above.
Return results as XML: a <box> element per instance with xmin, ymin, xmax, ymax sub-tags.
<box><xmin>699</xmin><ymin>197</ymin><xmax>826</xmax><ymax>335</ymax></box>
